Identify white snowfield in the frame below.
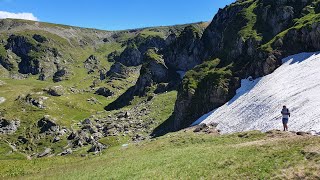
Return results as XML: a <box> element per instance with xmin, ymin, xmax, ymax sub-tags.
<box><xmin>193</xmin><ymin>52</ymin><xmax>320</xmax><ymax>134</ymax></box>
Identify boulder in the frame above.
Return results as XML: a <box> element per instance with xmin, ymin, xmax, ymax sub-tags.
<box><xmin>193</xmin><ymin>123</ymin><xmax>208</xmax><ymax>133</ymax></box>
<box><xmin>38</xmin><ymin>115</ymin><xmax>59</xmax><ymax>133</ymax></box>
<box><xmin>18</xmin><ymin>136</ymin><xmax>28</xmax><ymax>144</ymax></box>
<box><xmin>0</xmin><ymin>118</ymin><xmax>20</xmax><ymax>134</ymax></box>
<box><xmin>106</xmin><ymin>62</ymin><xmax>130</xmax><ymax>79</ymax></box>
<box><xmin>82</xmin><ymin>119</ymin><xmax>91</xmax><ymax>125</ymax></box>
<box><xmin>38</xmin><ymin>148</ymin><xmax>51</xmax><ymax>158</ymax></box>
<box><xmin>87</xmin><ymin>142</ymin><xmax>106</xmax><ymax>153</ymax></box>
<box><xmin>47</xmin><ymin>85</ymin><xmax>65</xmax><ymax>96</ymax></box>
<box><xmin>95</xmin><ymin>87</ymin><xmax>114</xmax><ymax>97</ymax></box>
<box><xmin>53</xmin><ymin>136</ymin><xmax>61</xmax><ymax>143</ymax></box>
<box><xmin>84</xmin><ymin>55</ymin><xmax>100</xmax><ymax>73</ymax></box>
<box><xmin>60</xmin><ymin>148</ymin><xmax>73</xmax><ymax>156</ymax></box>
<box><xmin>53</xmin><ymin>68</ymin><xmax>69</xmax><ymax>82</ymax></box>
<box><xmin>33</xmin><ymin>34</ymin><xmax>47</xmax><ymax>43</ymax></box>
<box><xmin>296</xmin><ymin>131</ymin><xmax>311</xmax><ymax>136</ymax></box>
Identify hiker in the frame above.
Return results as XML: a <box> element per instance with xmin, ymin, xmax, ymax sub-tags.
<box><xmin>281</xmin><ymin>105</ymin><xmax>290</xmax><ymax>131</ymax></box>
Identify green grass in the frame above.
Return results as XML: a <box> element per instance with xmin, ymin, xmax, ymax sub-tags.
<box><xmin>0</xmin><ymin>141</ymin><xmax>26</xmax><ymax>160</ymax></box>
<box><xmin>0</xmin><ymin>131</ymin><xmax>319</xmax><ymax>179</ymax></box>
<box><xmin>238</xmin><ymin>1</ymin><xmax>262</xmax><ymax>41</ymax></box>
<box><xmin>182</xmin><ymin>58</ymin><xmax>222</xmax><ymax>91</ymax></box>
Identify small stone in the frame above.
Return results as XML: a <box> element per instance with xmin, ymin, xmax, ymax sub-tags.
<box><xmin>60</xmin><ymin>148</ymin><xmax>72</xmax><ymax>156</ymax></box>
<box><xmin>53</xmin><ymin>136</ymin><xmax>61</xmax><ymax>143</ymax></box>
<box><xmin>82</xmin><ymin>119</ymin><xmax>91</xmax><ymax>125</ymax></box>
<box><xmin>38</xmin><ymin>148</ymin><xmax>51</xmax><ymax>158</ymax></box>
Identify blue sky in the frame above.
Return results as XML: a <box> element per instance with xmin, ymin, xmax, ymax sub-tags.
<box><xmin>0</xmin><ymin>0</ymin><xmax>235</xmax><ymax>30</ymax></box>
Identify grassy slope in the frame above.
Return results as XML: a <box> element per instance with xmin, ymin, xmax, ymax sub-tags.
<box><xmin>0</xmin><ymin>19</ymin><xmax>187</xmax><ymax>156</ymax></box>
<box><xmin>0</xmin><ymin>131</ymin><xmax>319</xmax><ymax>179</ymax></box>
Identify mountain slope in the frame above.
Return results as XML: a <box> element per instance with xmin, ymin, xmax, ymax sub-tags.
<box><xmin>194</xmin><ymin>52</ymin><xmax>320</xmax><ymax>134</ymax></box>
<box><xmin>171</xmin><ymin>0</ymin><xmax>320</xmax><ymax>131</ymax></box>
<box><xmin>0</xmin><ymin>18</ymin><xmax>207</xmax><ymax>156</ymax></box>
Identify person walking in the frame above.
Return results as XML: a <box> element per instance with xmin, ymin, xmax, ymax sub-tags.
<box><xmin>281</xmin><ymin>105</ymin><xmax>290</xmax><ymax>131</ymax></box>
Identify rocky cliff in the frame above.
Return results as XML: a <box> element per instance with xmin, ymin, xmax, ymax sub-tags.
<box><xmin>172</xmin><ymin>0</ymin><xmax>320</xmax><ymax>130</ymax></box>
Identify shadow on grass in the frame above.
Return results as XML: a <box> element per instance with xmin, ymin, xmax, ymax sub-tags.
<box><xmin>150</xmin><ymin>113</ymin><xmax>176</xmax><ymax>138</ymax></box>
<box><xmin>104</xmin><ymin>86</ymin><xmax>135</xmax><ymax>111</ymax></box>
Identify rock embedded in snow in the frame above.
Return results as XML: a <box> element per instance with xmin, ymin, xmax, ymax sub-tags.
<box><xmin>194</xmin><ymin>52</ymin><xmax>320</xmax><ymax>134</ymax></box>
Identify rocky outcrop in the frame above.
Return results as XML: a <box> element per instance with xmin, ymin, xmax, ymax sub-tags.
<box><xmin>133</xmin><ymin>48</ymin><xmax>170</xmax><ymax>96</ymax></box>
<box><xmin>95</xmin><ymin>87</ymin><xmax>114</xmax><ymax>97</ymax></box>
<box><xmin>134</xmin><ymin>35</ymin><xmax>166</xmax><ymax>54</ymax></box>
<box><xmin>106</xmin><ymin>62</ymin><xmax>130</xmax><ymax>79</ymax></box>
<box><xmin>164</xmin><ymin>25</ymin><xmax>203</xmax><ymax>71</ymax></box>
<box><xmin>87</xmin><ymin>142</ymin><xmax>106</xmax><ymax>153</ymax></box>
<box><xmin>33</xmin><ymin>34</ymin><xmax>47</xmax><ymax>43</ymax></box>
<box><xmin>53</xmin><ymin>68</ymin><xmax>69</xmax><ymax>82</ymax></box>
<box><xmin>24</xmin><ymin>94</ymin><xmax>48</xmax><ymax>109</ymax></box>
<box><xmin>115</xmin><ymin>34</ymin><xmax>166</xmax><ymax>67</ymax></box>
<box><xmin>117</xmin><ymin>43</ymin><xmax>142</xmax><ymax>66</ymax></box>
<box><xmin>37</xmin><ymin>116</ymin><xmax>59</xmax><ymax>134</ymax></box>
<box><xmin>0</xmin><ymin>118</ymin><xmax>20</xmax><ymax>134</ymax></box>
<box><xmin>171</xmin><ymin>0</ymin><xmax>320</xmax><ymax>131</ymax></box>
<box><xmin>105</xmin><ymin>48</ymin><xmax>174</xmax><ymax>110</ymax></box>
<box><xmin>3</xmin><ymin>34</ymin><xmax>67</xmax><ymax>81</ymax></box>
<box><xmin>47</xmin><ymin>85</ymin><xmax>65</xmax><ymax>96</ymax></box>
<box><xmin>84</xmin><ymin>55</ymin><xmax>100</xmax><ymax>74</ymax></box>
<box><xmin>37</xmin><ymin>148</ymin><xmax>51</xmax><ymax>158</ymax></box>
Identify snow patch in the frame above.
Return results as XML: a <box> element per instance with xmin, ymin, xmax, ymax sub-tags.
<box><xmin>194</xmin><ymin>52</ymin><xmax>320</xmax><ymax>134</ymax></box>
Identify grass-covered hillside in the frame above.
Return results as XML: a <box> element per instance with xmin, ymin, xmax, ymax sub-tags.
<box><xmin>0</xmin><ymin>18</ymin><xmax>207</xmax><ymax>157</ymax></box>
<box><xmin>1</xmin><ymin>130</ymin><xmax>319</xmax><ymax>179</ymax></box>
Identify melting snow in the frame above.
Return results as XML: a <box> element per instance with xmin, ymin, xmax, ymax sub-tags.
<box><xmin>193</xmin><ymin>52</ymin><xmax>320</xmax><ymax>134</ymax></box>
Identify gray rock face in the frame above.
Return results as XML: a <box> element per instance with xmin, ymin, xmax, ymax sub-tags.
<box><xmin>38</xmin><ymin>148</ymin><xmax>51</xmax><ymax>158</ymax></box>
<box><xmin>95</xmin><ymin>87</ymin><xmax>114</xmax><ymax>97</ymax></box>
<box><xmin>164</xmin><ymin>25</ymin><xmax>203</xmax><ymax>71</ymax></box>
<box><xmin>0</xmin><ymin>118</ymin><xmax>20</xmax><ymax>134</ymax></box>
<box><xmin>53</xmin><ymin>68</ymin><xmax>69</xmax><ymax>82</ymax></box>
<box><xmin>170</xmin><ymin>0</ymin><xmax>320</xmax><ymax>131</ymax></box>
<box><xmin>6</xmin><ymin>35</ymin><xmax>40</xmax><ymax>74</ymax></box>
<box><xmin>88</xmin><ymin>142</ymin><xmax>106</xmax><ymax>153</ymax></box>
<box><xmin>84</xmin><ymin>55</ymin><xmax>100</xmax><ymax>74</ymax></box>
<box><xmin>38</xmin><ymin>116</ymin><xmax>59</xmax><ymax>134</ymax></box>
<box><xmin>33</xmin><ymin>34</ymin><xmax>47</xmax><ymax>43</ymax></box>
<box><xmin>106</xmin><ymin>62</ymin><xmax>130</xmax><ymax>79</ymax></box>
<box><xmin>60</xmin><ymin>148</ymin><xmax>73</xmax><ymax>156</ymax></box>
<box><xmin>201</xmin><ymin>3</ymin><xmax>247</xmax><ymax>59</ymax></box>
<box><xmin>0</xmin><ymin>50</ymin><xmax>18</xmax><ymax>71</ymax></box>
<box><xmin>5</xmin><ymin>34</ymin><xmax>63</xmax><ymax>80</ymax></box>
<box><xmin>24</xmin><ymin>94</ymin><xmax>48</xmax><ymax>109</ymax></box>
<box><xmin>133</xmin><ymin>49</ymin><xmax>170</xmax><ymax>96</ymax></box>
<box><xmin>47</xmin><ymin>85</ymin><xmax>65</xmax><ymax>96</ymax></box>
<box><xmin>117</xmin><ymin>43</ymin><xmax>142</xmax><ymax>66</ymax></box>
